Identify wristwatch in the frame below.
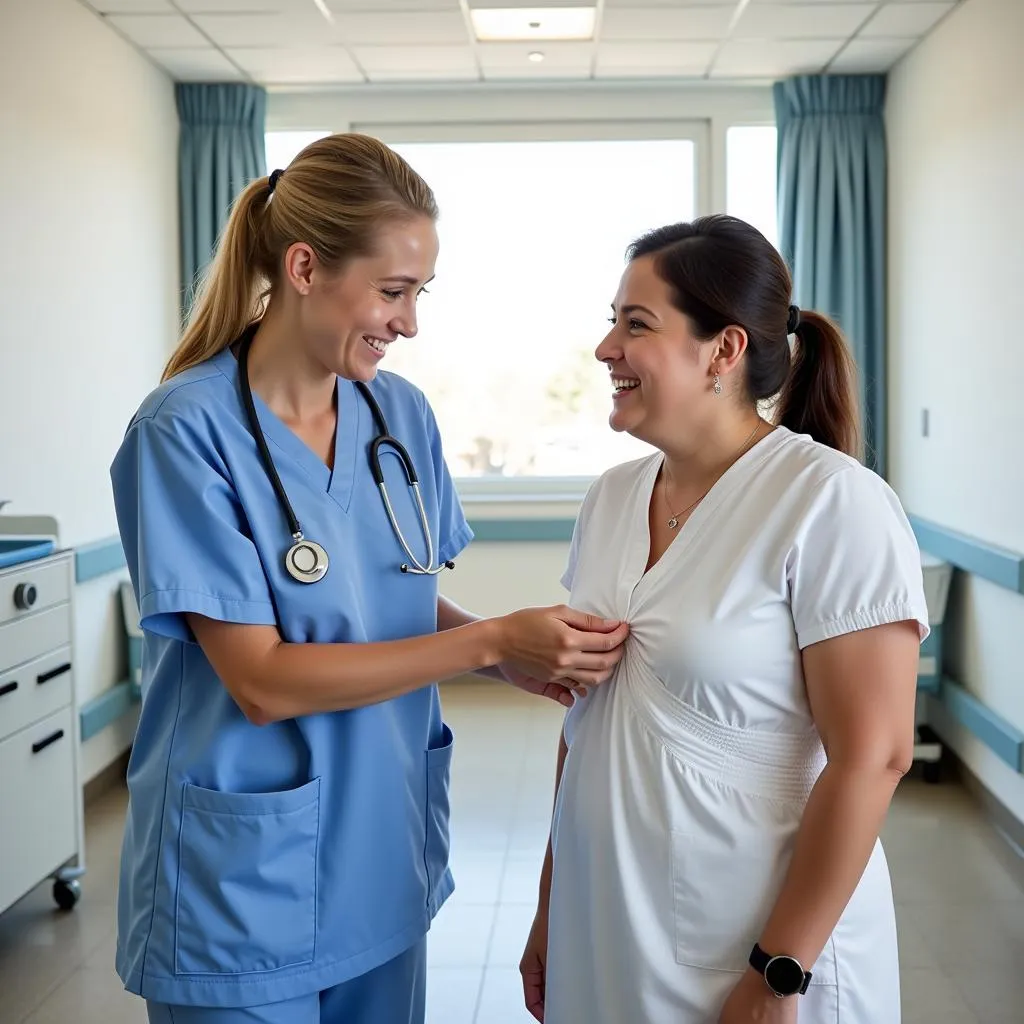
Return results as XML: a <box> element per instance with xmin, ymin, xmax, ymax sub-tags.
<box><xmin>748</xmin><ymin>943</ymin><xmax>812</xmax><ymax>997</ymax></box>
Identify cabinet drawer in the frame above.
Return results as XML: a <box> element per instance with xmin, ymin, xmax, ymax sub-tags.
<box><xmin>0</xmin><ymin>646</ymin><xmax>73</xmax><ymax>744</ymax></box>
<box><xmin>0</xmin><ymin>605</ymin><xmax>71</xmax><ymax>676</ymax></box>
<box><xmin>0</xmin><ymin>558</ymin><xmax>71</xmax><ymax>628</ymax></box>
<box><xmin>0</xmin><ymin>706</ymin><xmax>77</xmax><ymax>913</ymax></box>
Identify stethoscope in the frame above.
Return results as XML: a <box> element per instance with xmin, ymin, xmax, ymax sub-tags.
<box><xmin>237</xmin><ymin>327</ymin><xmax>455</xmax><ymax>584</ymax></box>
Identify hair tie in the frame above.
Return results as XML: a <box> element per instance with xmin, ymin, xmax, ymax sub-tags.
<box><xmin>268</xmin><ymin>168</ymin><xmax>284</xmax><ymax>194</ymax></box>
<box><xmin>786</xmin><ymin>304</ymin><xmax>801</xmax><ymax>334</ymax></box>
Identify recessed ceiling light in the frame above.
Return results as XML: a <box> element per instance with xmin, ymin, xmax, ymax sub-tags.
<box><xmin>470</xmin><ymin>7</ymin><xmax>596</xmax><ymax>42</ymax></box>
<box><xmin>528</xmin><ymin>51</ymin><xmax>545</xmax><ymax>63</ymax></box>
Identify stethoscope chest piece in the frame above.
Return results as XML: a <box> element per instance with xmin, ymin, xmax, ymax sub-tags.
<box><xmin>285</xmin><ymin>537</ymin><xmax>329</xmax><ymax>584</ymax></box>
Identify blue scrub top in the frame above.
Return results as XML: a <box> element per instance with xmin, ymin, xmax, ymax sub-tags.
<box><xmin>109</xmin><ymin>345</ymin><xmax>473</xmax><ymax>1008</ymax></box>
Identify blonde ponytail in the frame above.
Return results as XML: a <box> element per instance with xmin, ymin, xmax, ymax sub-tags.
<box><xmin>162</xmin><ymin>176</ymin><xmax>273</xmax><ymax>382</ymax></box>
<box><xmin>161</xmin><ymin>133</ymin><xmax>438</xmax><ymax>384</ymax></box>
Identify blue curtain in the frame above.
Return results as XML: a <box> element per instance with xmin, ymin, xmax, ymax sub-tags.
<box><xmin>176</xmin><ymin>83</ymin><xmax>267</xmax><ymax>314</ymax></box>
<box><xmin>774</xmin><ymin>74</ymin><xmax>887</xmax><ymax>475</ymax></box>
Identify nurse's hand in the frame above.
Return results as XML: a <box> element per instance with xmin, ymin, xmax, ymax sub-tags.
<box><xmin>717</xmin><ymin>970</ymin><xmax>799</xmax><ymax>1024</ymax></box>
<box><xmin>495</xmin><ymin>605</ymin><xmax>629</xmax><ymax>688</ymax></box>
<box><xmin>499</xmin><ymin>663</ymin><xmax>583</xmax><ymax>709</ymax></box>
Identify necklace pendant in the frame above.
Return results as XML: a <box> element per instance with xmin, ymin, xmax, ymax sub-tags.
<box><xmin>667</xmin><ymin>517</ymin><xmax>679</xmax><ymax>530</ymax></box>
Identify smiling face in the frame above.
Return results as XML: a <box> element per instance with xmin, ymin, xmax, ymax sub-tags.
<box><xmin>285</xmin><ymin>215</ymin><xmax>439</xmax><ymax>383</ymax></box>
<box><xmin>596</xmin><ymin>255</ymin><xmax>727</xmax><ymax>447</ymax></box>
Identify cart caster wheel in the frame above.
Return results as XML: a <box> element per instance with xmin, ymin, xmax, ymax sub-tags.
<box><xmin>53</xmin><ymin>879</ymin><xmax>81</xmax><ymax>911</ymax></box>
<box><xmin>923</xmin><ymin>761</ymin><xmax>941</xmax><ymax>785</ymax></box>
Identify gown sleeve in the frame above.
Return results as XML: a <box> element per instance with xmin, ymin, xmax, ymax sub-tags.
<box><xmin>561</xmin><ymin>479</ymin><xmax>600</xmax><ymax>593</ymax></box>
<box><xmin>110</xmin><ymin>410</ymin><xmax>278</xmax><ymax>644</ymax></box>
<box><xmin>419</xmin><ymin>395</ymin><xmax>474</xmax><ymax>566</ymax></box>
<box><xmin>787</xmin><ymin>464</ymin><xmax>931</xmax><ymax>650</ymax></box>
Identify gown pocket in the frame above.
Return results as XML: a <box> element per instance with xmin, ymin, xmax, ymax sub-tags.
<box><xmin>424</xmin><ymin>723</ymin><xmax>454</xmax><ymax>898</ymax></box>
<box><xmin>175</xmin><ymin>777</ymin><xmax>321</xmax><ymax>976</ymax></box>
<box><xmin>670</xmin><ymin>828</ymin><xmax>836</xmax><ymax>986</ymax></box>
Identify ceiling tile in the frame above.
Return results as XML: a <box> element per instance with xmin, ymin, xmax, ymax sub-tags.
<box><xmin>146</xmin><ymin>46</ymin><xmax>243</xmax><ymax>81</ymax></box>
<box><xmin>734</xmin><ymin>4</ymin><xmax>877</xmax><ymax>39</ymax></box>
<box><xmin>595</xmin><ymin>41</ymin><xmax>715</xmax><ymax>74</ymax></box>
<box><xmin>600</xmin><ymin>7</ymin><xmax>733</xmax><ymax>41</ymax></box>
<box><xmin>325</xmin><ymin>0</ymin><xmax>464</xmax><ymax>8</ymax></box>
<box><xmin>174</xmin><ymin>0</ymin><xmax>286</xmax><ymax>10</ymax></box>
<box><xmin>335</xmin><ymin>11</ymin><xmax>469</xmax><ymax>45</ymax></box>
<box><xmin>601</xmin><ymin>0</ymin><xmax>740</xmax><ymax>6</ymax></box>
<box><xmin>191</xmin><ymin>13</ymin><xmax>342</xmax><ymax>47</ymax></box>
<box><xmin>352</xmin><ymin>44</ymin><xmax>478</xmax><ymax>73</ymax></box>
<box><xmin>828</xmin><ymin>37</ymin><xmax>914</xmax><ymax>71</ymax></box>
<box><xmin>90</xmin><ymin>1</ymin><xmax>174</xmax><ymax>12</ymax></box>
<box><xmin>225</xmin><ymin>46</ymin><xmax>365</xmax><ymax>84</ymax></box>
<box><xmin>105</xmin><ymin>13</ymin><xmax>209</xmax><ymax>48</ymax></box>
<box><xmin>860</xmin><ymin>2</ymin><xmax>956</xmax><ymax>38</ymax></box>
<box><xmin>711</xmin><ymin>38</ymin><xmax>845</xmax><ymax>76</ymax></box>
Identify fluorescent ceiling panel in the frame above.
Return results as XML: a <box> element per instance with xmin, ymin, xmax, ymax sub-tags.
<box><xmin>470</xmin><ymin>7</ymin><xmax>596</xmax><ymax>42</ymax></box>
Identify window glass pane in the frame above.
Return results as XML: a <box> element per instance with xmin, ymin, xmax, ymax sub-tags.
<box><xmin>265</xmin><ymin>131</ymin><xmax>328</xmax><ymax>172</ymax></box>
<box><xmin>726</xmin><ymin>126</ymin><xmax>778</xmax><ymax>248</ymax></box>
<box><xmin>387</xmin><ymin>139</ymin><xmax>695</xmax><ymax>478</ymax></box>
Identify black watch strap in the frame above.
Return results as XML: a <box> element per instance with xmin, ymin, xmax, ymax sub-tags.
<box><xmin>749</xmin><ymin>943</ymin><xmax>812</xmax><ymax>996</ymax></box>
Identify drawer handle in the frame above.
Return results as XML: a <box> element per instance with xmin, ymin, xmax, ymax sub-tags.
<box><xmin>32</xmin><ymin>729</ymin><xmax>65</xmax><ymax>754</ymax></box>
<box><xmin>37</xmin><ymin>662</ymin><xmax>72</xmax><ymax>685</ymax></box>
<box><xmin>0</xmin><ymin>680</ymin><xmax>18</xmax><ymax>698</ymax></box>
<box><xmin>14</xmin><ymin>582</ymin><xmax>38</xmax><ymax>611</ymax></box>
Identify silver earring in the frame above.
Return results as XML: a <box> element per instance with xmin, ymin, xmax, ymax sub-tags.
<box><xmin>713</xmin><ymin>374</ymin><xmax>722</xmax><ymax>395</ymax></box>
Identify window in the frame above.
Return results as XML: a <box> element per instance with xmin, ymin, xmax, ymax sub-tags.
<box><xmin>265</xmin><ymin>129</ymin><xmax>699</xmax><ymax>482</ymax></box>
<box><xmin>726</xmin><ymin>126</ymin><xmax>778</xmax><ymax>248</ymax></box>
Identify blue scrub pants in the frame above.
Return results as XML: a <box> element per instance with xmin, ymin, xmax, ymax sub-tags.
<box><xmin>146</xmin><ymin>940</ymin><xmax>426</xmax><ymax>1024</ymax></box>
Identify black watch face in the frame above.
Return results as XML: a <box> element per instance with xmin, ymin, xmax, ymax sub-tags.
<box><xmin>765</xmin><ymin>956</ymin><xmax>805</xmax><ymax>996</ymax></box>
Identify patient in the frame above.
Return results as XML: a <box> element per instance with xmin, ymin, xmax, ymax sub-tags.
<box><xmin>519</xmin><ymin>215</ymin><xmax>929</xmax><ymax>1024</ymax></box>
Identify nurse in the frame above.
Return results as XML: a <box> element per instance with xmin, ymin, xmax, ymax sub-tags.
<box><xmin>520</xmin><ymin>215</ymin><xmax>929</xmax><ymax>1024</ymax></box>
<box><xmin>109</xmin><ymin>132</ymin><xmax>629</xmax><ymax>1024</ymax></box>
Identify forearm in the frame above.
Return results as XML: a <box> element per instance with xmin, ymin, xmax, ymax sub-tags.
<box><xmin>757</xmin><ymin>761</ymin><xmax>904</xmax><ymax>967</ymax></box>
<box><xmin>190</xmin><ymin>613</ymin><xmax>503</xmax><ymax>723</ymax></box>
<box><xmin>436</xmin><ymin>595</ymin><xmax>506</xmax><ymax>681</ymax></box>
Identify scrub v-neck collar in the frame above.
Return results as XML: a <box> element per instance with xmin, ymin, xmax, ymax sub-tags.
<box><xmin>213</xmin><ymin>345</ymin><xmax>363</xmax><ymax>515</ymax></box>
<box><xmin>628</xmin><ymin>425</ymin><xmax>791</xmax><ymax>603</ymax></box>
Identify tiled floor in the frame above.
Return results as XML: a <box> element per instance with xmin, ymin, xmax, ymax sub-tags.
<box><xmin>2</xmin><ymin>681</ymin><xmax>1024</xmax><ymax>1023</ymax></box>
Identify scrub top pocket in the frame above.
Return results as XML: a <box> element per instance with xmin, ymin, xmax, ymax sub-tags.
<box><xmin>174</xmin><ymin>777</ymin><xmax>321</xmax><ymax>976</ymax></box>
<box><xmin>423</xmin><ymin>723</ymin><xmax>454</xmax><ymax>901</ymax></box>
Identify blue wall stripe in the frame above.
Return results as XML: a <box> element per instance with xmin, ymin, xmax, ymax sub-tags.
<box><xmin>936</xmin><ymin>677</ymin><xmax>1024</xmax><ymax>773</ymax></box>
<box><xmin>75</xmin><ymin>536</ymin><xmax>126</xmax><ymax>583</ymax></box>
<box><xmin>467</xmin><ymin>518</ymin><xmax>575</xmax><ymax>542</ymax></box>
<box><xmin>79</xmin><ymin>680</ymin><xmax>138</xmax><ymax>742</ymax></box>
<box><xmin>910</xmin><ymin>516</ymin><xmax>1024</xmax><ymax>594</ymax></box>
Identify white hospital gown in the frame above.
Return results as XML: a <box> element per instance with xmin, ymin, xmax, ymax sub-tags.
<box><xmin>545</xmin><ymin>426</ymin><xmax>929</xmax><ymax>1024</ymax></box>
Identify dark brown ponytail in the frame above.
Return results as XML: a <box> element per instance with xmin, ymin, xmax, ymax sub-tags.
<box><xmin>776</xmin><ymin>309</ymin><xmax>862</xmax><ymax>460</ymax></box>
<box><xmin>626</xmin><ymin>215</ymin><xmax>863</xmax><ymax>461</ymax></box>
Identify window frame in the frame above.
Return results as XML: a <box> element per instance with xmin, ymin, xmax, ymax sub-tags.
<box><xmin>264</xmin><ymin>115</ymin><xmax>775</xmax><ymax>503</ymax></box>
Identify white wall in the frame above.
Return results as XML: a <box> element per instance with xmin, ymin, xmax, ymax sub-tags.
<box><xmin>0</xmin><ymin>0</ymin><xmax>179</xmax><ymax>779</ymax></box>
<box><xmin>887</xmin><ymin>0</ymin><xmax>1024</xmax><ymax>821</ymax></box>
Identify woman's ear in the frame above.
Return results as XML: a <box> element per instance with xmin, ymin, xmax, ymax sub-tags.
<box><xmin>710</xmin><ymin>325</ymin><xmax>749</xmax><ymax>379</ymax></box>
<box><xmin>283</xmin><ymin>242</ymin><xmax>317</xmax><ymax>296</ymax></box>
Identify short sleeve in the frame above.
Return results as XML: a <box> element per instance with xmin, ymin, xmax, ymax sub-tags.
<box><xmin>420</xmin><ymin>397</ymin><xmax>474</xmax><ymax>565</ymax></box>
<box><xmin>560</xmin><ymin>481</ymin><xmax>599</xmax><ymax>592</ymax></box>
<box><xmin>110</xmin><ymin>413</ymin><xmax>278</xmax><ymax>643</ymax></box>
<box><xmin>788</xmin><ymin>466</ymin><xmax>930</xmax><ymax>650</ymax></box>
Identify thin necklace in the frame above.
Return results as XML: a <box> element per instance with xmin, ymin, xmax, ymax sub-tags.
<box><xmin>662</xmin><ymin>419</ymin><xmax>764</xmax><ymax>530</ymax></box>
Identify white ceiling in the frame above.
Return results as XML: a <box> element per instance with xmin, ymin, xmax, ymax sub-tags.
<box><xmin>80</xmin><ymin>0</ymin><xmax>962</xmax><ymax>88</ymax></box>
